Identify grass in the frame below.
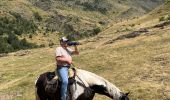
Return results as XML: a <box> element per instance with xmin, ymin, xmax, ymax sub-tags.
<box><xmin>0</xmin><ymin>24</ymin><xmax>169</xmax><ymax>100</ymax></box>
<box><xmin>0</xmin><ymin>48</ymin><xmax>55</xmax><ymax>99</ymax></box>
<box><xmin>0</xmin><ymin>1</ymin><xmax>170</xmax><ymax>100</ymax></box>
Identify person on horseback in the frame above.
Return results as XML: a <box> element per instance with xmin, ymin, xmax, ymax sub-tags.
<box><xmin>55</xmin><ymin>37</ymin><xmax>79</xmax><ymax>100</ymax></box>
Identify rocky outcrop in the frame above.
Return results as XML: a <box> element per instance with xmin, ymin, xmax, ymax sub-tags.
<box><xmin>153</xmin><ymin>20</ymin><xmax>170</xmax><ymax>28</ymax></box>
<box><xmin>104</xmin><ymin>19</ymin><xmax>170</xmax><ymax>45</ymax></box>
<box><xmin>105</xmin><ymin>28</ymin><xmax>149</xmax><ymax>44</ymax></box>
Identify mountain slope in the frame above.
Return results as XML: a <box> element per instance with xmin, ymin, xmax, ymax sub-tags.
<box><xmin>0</xmin><ymin>0</ymin><xmax>165</xmax><ymax>54</ymax></box>
<box><xmin>0</xmin><ymin>1</ymin><xmax>170</xmax><ymax>100</ymax></box>
<box><xmin>0</xmin><ymin>0</ymin><xmax>165</xmax><ymax>38</ymax></box>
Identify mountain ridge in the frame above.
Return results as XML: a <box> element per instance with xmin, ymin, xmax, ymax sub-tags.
<box><xmin>0</xmin><ymin>0</ymin><xmax>167</xmax><ymax>53</ymax></box>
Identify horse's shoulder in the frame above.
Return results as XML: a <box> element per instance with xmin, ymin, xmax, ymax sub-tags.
<box><xmin>46</xmin><ymin>71</ymin><xmax>55</xmax><ymax>80</ymax></box>
<box><xmin>36</xmin><ymin>71</ymin><xmax>55</xmax><ymax>84</ymax></box>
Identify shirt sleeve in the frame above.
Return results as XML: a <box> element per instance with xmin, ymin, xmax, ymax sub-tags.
<box><xmin>55</xmin><ymin>47</ymin><xmax>62</xmax><ymax>57</ymax></box>
<box><xmin>67</xmin><ymin>47</ymin><xmax>74</xmax><ymax>55</ymax></box>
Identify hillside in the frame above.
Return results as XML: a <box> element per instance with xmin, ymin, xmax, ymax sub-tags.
<box><xmin>0</xmin><ymin>1</ymin><xmax>170</xmax><ymax>100</ymax></box>
<box><xmin>0</xmin><ymin>0</ymin><xmax>165</xmax><ymax>54</ymax></box>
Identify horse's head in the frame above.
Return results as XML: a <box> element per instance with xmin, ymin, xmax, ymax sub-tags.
<box><xmin>119</xmin><ymin>92</ymin><xmax>129</xmax><ymax>100</ymax></box>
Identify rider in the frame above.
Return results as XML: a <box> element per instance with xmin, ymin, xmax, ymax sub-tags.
<box><xmin>55</xmin><ymin>37</ymin><xmax>79</xmax><ymax>100</ymax></box>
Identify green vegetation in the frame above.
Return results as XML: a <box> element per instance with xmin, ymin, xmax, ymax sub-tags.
<box><xmin>0</xmin><ymin>0</ymin><xmax>165</xmax><ymax>54</ymax></box>
<box><xmin>52</xmin><ymin>0</ymin><xmax>112</xmax><ymax>14</ymax></box>
<box><xmin>0</xmin><ymin>12</ymin><xmax>38</xmax><ymax>53</ymax></box>
<box><xmin>166</xmin><ymin>0</ymin><xmax>170</xmax><ymax>3</ymax></box>
<box><xmin>0</xmin><ymin>33</ymin><xmax>38</xmax><ymax>53</ymax></box>
<box><xmin>159</xmin><ymin>16</ymin><xmax>165</xmax><ymax>21</ymax></box>
<box><xmin>93</xmin><ymin>27</ymin><xmax>101</xmax><ymax>35</ymax></box>
<box><xmin>82</xmin><ymin>0</ymin><xmax>112</xmax><ymax>14</ymax></box>
<box><xmin>62</xmin><ymin>26</ymin><xmax>101</xmax><ymax>41</ymax></box>
<box><xmin>33</xmin><ymin>12</ymin><xmax>42</xmax><ymax>22</ymax></box>
<box><xmin>0</xmin><ymin>12</ymin><xmax>37</xmax><ymax>35</ymax></box>
<box><xmin>167</xmin><ymin>15</ymin><xmax>170</xmax><ymax>20</ymax></box>
<box><xmin>159</xmin><ymin>15</ymin><xmax>170</xmax><ymax>21</ymax></box>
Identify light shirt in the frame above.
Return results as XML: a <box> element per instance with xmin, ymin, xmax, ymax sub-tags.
<box><xmin>55</xmin><ymin>47</ymin><xmax>73</xmax><ymax>66</ymax></box>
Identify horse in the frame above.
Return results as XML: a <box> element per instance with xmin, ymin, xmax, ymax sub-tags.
<box><xmin>35</xmin><ymin>68</ymin><xmax>129</xmax><ymax>100</ymax></box>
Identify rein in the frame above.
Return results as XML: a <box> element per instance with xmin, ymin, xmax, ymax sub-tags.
<box><xmin>76</xmin><ymin>74</ymin><xmax>88</xmax><ymax>88</ymax></box>
<box><xmin>71</xmin><ymin>64</ymin><xmax>88</xmax><ymax>89</ymax></box>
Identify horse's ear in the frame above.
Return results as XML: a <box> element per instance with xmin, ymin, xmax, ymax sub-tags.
<box><xmin>125</xmin><ymin>92</ymin><xmax>130</xmax><ymax>96</ymax></box>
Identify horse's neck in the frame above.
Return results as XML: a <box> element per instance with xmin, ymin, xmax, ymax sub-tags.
<box><xmin>77</xmin><ymin>69</ymin><xmax>121</xmax><ymax>99</ymax></box>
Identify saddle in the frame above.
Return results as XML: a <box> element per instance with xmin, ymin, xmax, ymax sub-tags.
<box><xmin>45</xmin><ymin>67</ymin><xmax>76</xmax><ymax>93</ymax></box>
<box><xmin>54</xmin><ymin>67</ymin><xmax>76</xmax><ymax>80</ymax></box>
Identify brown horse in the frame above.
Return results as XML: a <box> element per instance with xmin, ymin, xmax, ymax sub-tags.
<box><xmin>35</xmin><ymin>69</ymin><xmax>129</xmax><ymax>100</ymax></box>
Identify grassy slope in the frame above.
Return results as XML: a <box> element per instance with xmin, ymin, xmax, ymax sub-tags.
<box><xmin>1</xmin><ymin>25</ymin><xmax>170</xmax><ymax>100</ymax></box>
<box><xmin>0</xmin><ymin>0</ymin><xmax>165</xmax><ymax>46</ymax></box>
<box><xmin>0</xmin><ymin>2</ymin><xmax>170</xmax><ymax>100</ymax></box>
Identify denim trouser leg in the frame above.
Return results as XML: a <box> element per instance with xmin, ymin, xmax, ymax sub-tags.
<box><xmin>57</xmin><ymin>67</ymin><xmax>69</xmax><ymax>100</ymax></box>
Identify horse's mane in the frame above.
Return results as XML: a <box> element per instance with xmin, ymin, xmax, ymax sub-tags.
<box><xmin>76</xmin><ymin>69</ymin><xmax>122</xmax><ymax>99</ymax></box>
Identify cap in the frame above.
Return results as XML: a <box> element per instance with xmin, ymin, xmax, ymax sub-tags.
<box><xmin>60</xmin><ymin>37</ymin><xmax>69</xmax><ymax>42</ymax></box>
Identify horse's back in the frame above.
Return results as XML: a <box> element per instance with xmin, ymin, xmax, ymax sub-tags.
<box><xmin>35</xmin><ymin>72</ymin><xmax>55</xmax><ymax>85</ymax></box>
<box><xmin>35</xmin><ymin>71</ymin><xmax>56</xmax><ymax>100</ymax></box>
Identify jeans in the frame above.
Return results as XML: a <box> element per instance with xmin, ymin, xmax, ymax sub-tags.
<box><xmin>57</xmin><ymin>67</ymin><xmax>69</xmax><ymax>100</ymax></box>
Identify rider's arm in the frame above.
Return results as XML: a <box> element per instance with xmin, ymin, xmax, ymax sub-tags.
<box><xmin>56</xmin><ymin>56</ymin><xmax>72</xmax><ymax>64</ymax></box>
<box><xmin>71</xmin><ymin>45</ymin><xmax>79</xmax><ymax>55</ymax></box>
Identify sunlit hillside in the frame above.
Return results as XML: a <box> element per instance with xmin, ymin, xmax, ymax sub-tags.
<box><xmin>0</xmin><ymin>1</ymin><xmax>170</xmax><ymax>100</ymax></box>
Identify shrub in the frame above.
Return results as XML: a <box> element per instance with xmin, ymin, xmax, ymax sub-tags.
<box><xmin>20</xmin><ymin>38</ymin><xmax>29</xmax><ymax>48</ymax></box>
<box><xmin>82</xmin><ymin>1</ymin><xmax>111</xmax><ymax>14</ymax></box>
<box><xmin>49</xmin><ymin>42</ymin><xmax>55</xmax><ymax>47</ymax></box>
<box><xmin>11</xmin><ymin>39</ymin><xmax>21</xmax><ymax>50</ymax></box>
<box><xmin>7</xmin><ymin>33</ymin><xmax>18</xmax><ymax>44</ymax></box>
<box><xmin>83</xmin><ymin>2</ymin><xmax>95</xmax><ymax>11</ymax></box>
<box><xmin>93</xmin><ymin>27</ymin><xmax>101</xmax><ymax>35</ymax></box>
<box><xmin>98</xmin><ymin>7</ymin><xmax>108</xmax><ymax>14</ymax></box>
<box><xmin>159</xmin><ymin>15</ymin><xmax>170</xmax><ymax>22</ymax></box>
<box><xmin>0</xmin><ymin>36</ymin><xmax>13</xmax><ymax>53</ymax></box>
<box><xmin>0</xmin><ymin>33</ymin><xmax>38</xmax><ymax>53</ymax></box>
<box><xmin>166</xmin><ymin>0</ymin><xmax>170</xmax><ymax>3</ymax></box>
<box><xmin>167</xmin><ymin>15</ymin><xmax>170</xmax><ymax>20</ymax></box>
<box><xmin>29</xmin><ymin>34</ymin><xmax>33</xmax><ymax>38</ymax></box>
<box><xmin>0</xmin><ymin>12</ymin><xmax>39</xmax><ymax>53</ymax></box>
<box><xmin>33</xmin><ymin>12</ymin><xmax>42</xmax><ymax>21</ymax></box>
<box><xmin>39</xmin><ymin>44</ymin><xmax>45</xmax><ymax>48</ymax></box>
<box><xmin>0</xmin><ymin>12</ymin><xmax>37</xmax><ymax>36</ymax></box>
<box><xmin>130</xmin><ymin>24</ymin><xmax>135</xmax><ymax>27</ymax></box>
<box><xmin>159</xmin><ymin>16</ymin><xmax>165</xmax><ymax>21</ymax></box>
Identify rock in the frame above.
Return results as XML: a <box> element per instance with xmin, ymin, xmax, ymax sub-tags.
<box><xmin>14</xmin><ymin>50</ymin><xmax>30</xmax><ymax>56</ymax></box>
<box><xmin>153</xmin><ymin>20</ymin><xmax>170</xmax><ymax>28</ymax></box>
<box><xmin>0</xmin><ymin>53</ymin><xmax>8</xmax><ymax>57</ymax></box>
<box><xmin>104</xmin><ymin>28</ymin><xmax>149</xmax><ymax>45</ymax></box>
<box><xmin>98</xmin><ymin>20</ymin><xmax>109</xmax><ymax>25</ymax></box>
<box><xmin>116</xmin><ymin>28</ymin><xmax>149</xmax><ymax>40</ymax></box>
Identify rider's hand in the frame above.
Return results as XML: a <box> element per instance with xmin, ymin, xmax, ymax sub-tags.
<box><xmin>66</xmin><ymin>57</ymin><xmax>72</xmax><ymax>64</ymax></box>
<box><xmin>68</xmin><ymin>60</ymin><xmax>72</xmax><ymax>65</ymax></box>
<box><xmin>67</xmin><ymin>60</ymin><xmax>72</xmax><ymax>65</ymax></box>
